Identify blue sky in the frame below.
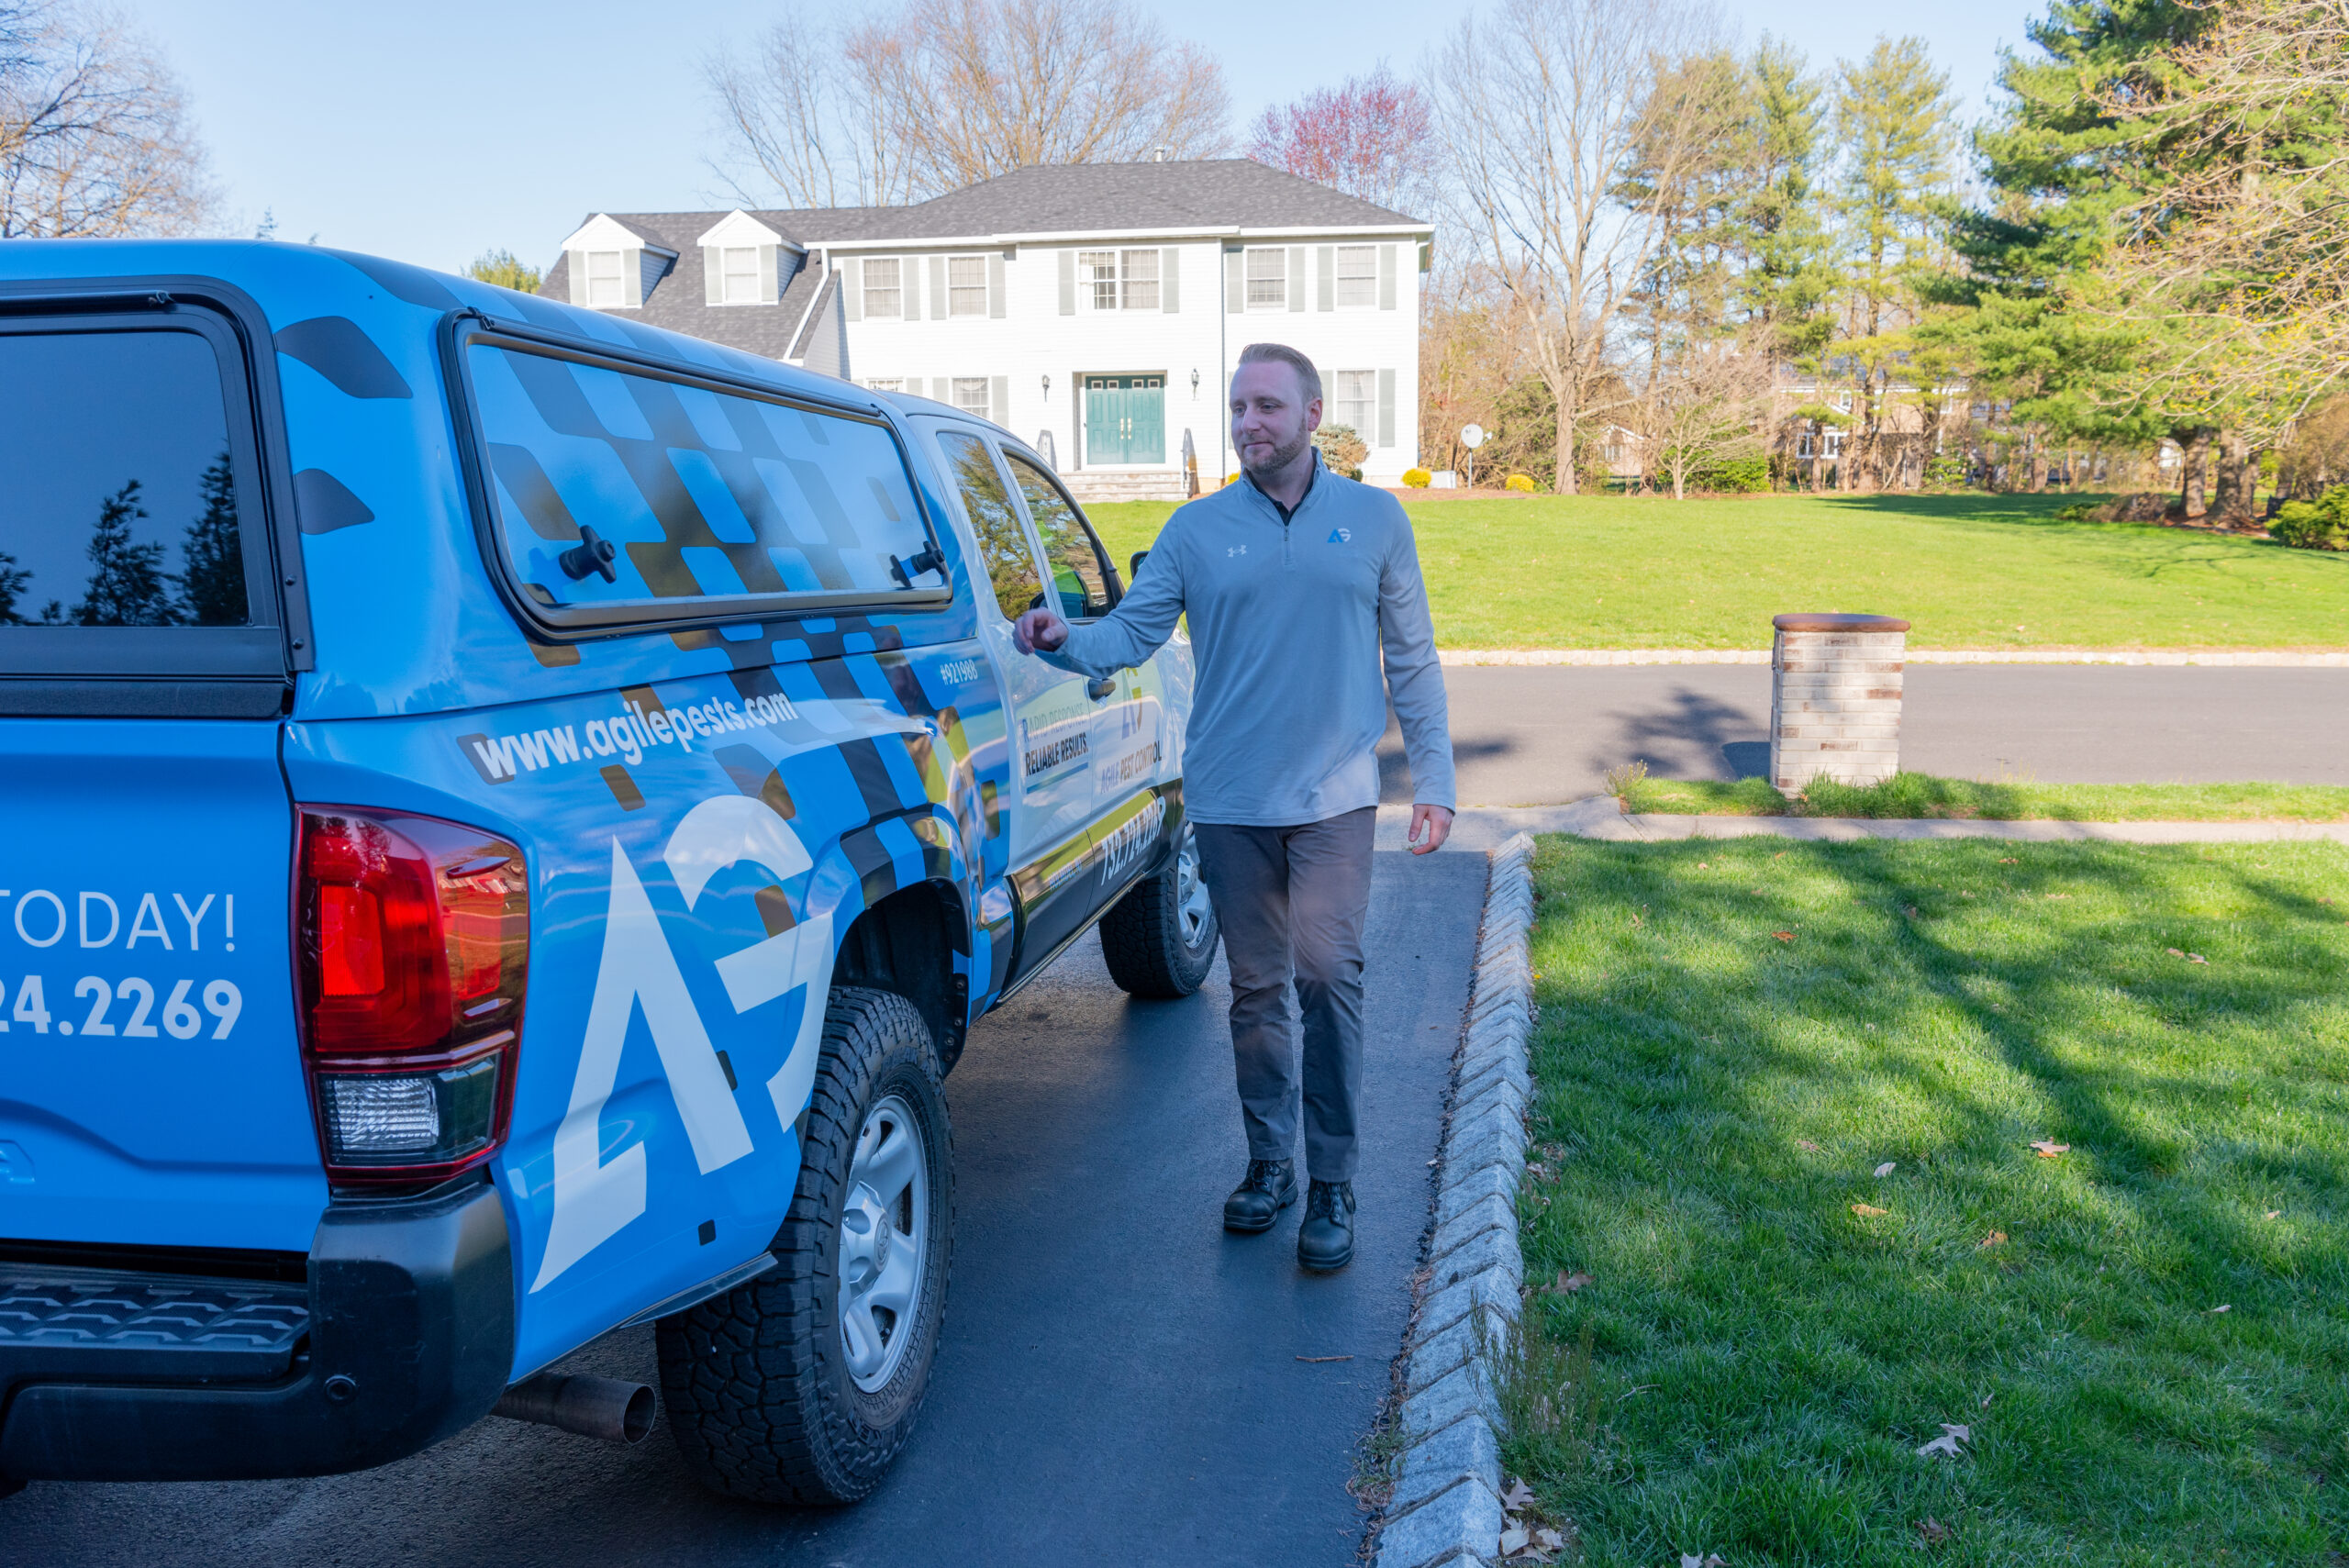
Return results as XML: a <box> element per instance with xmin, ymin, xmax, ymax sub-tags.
<box><xmin>133</xmin><ymin>0</ymin><xmax>2043</xmax><ymax>273</ymax></box>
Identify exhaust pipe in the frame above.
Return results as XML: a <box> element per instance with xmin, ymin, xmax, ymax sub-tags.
<box><xmin>491</xmin><ymin>1373</ymin><xmax>656</xmax><ymax>1444</ymax></box>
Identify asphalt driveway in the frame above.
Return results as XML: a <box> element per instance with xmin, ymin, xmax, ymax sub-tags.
<box><xmin>0</xmin><ymin>847</ymin><xmax>1486</xmax><ymax>1567</ymax></box>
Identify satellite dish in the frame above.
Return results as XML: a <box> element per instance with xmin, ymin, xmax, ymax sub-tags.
<box><xmin>1460</xmin><ymin>424</ymin><xmax>1487</xmax><ymax>450</ymax></box>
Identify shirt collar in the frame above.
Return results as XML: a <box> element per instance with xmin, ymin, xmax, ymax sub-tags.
<box><xmin>1242</xmin><ymin>449</ymin><xmax>1323</xmax><ymax>522</ymax></box>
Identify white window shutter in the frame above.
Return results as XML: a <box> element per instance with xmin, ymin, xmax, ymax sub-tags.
<box><xmin>704</xmin><ymin>246</ymin><xmax>723</xmax><ymax>305</ymax></box>
<box><xmin>759</xmin><ymin>246</ymin><xmax>778</xmax><ymax>304</ymax></box>
<box><xmin>991</xmin><ymin>375</ymin><xmax>1009</xmax><ymax>426</ymax></box>
<box><xmin>1380</xmin><ymin>245</ymin><xmax>1397</xmax><ymax>310</ymax></box>
<box><xmin>1287</xmin><ymin>247</ymin><xmax>1306</xmax><ymax>313</ymax></box>
<box><xmin>1377</xmin><ymin>368</ymin><xmax>1397</xmax><ymax>446</ymax></box>
<box><xmin>565</xmin><ymin>250</ymin><xmax>585</xmax><ymax>306</ymax></box>
<box><xmin>1059</xmin><ymin>250</ymin><xmax>1076</xmax><ymax>315</ymax></box>
<box><xmin>931</xmin><ymin>377</ymin><xmax>949</xmax><ymax>402</ymax></box>
<box><xmin>988</xmin><ymin>252</ymin><xmax>1007</xmax><ymax>318</ymax></box>
<box><xmin>929</xmin><ymin>256</ymin><xmax>948</xmax><ymax>320</ymax></box>
<box><xmin>843</xmin><ymin>261</ymin><xmax>862</xmax><ymax>321</ymax></box>
<box><xmin>1317</xmin><ymin>247</ymin><xmax>1334</xmax><ymax>311</ymax></box>
<box><xmin>1225</xmin><ymin>249</ymin><xmax>1242</xmax><ymax>314</ymax></box>
<box><xmin>1162</xmin><ymin>248</ymin><xmax>1179</xmax><ymax>312</ymax></box>
<box><xmin>903</xmin><ymin>258</ymin><xmax>920</xmax><ymax>321</ymax></box>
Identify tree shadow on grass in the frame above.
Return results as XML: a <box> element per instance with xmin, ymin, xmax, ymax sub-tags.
<box><xmin>1508</xmin><ymin>836</ymin><xmax>2349</xmax><ymax>1565</ymax></box>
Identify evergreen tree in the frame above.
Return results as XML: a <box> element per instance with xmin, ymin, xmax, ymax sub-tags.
<box><xmin>174</xmin><ymin>450</ymin><xmax>246</xmax><ymax>625</ymax></box>
<box><xmin>1738</xmin><ymin>39</ymin><xmax>1837</xmax><ymax>362</ymax></box>
<box><xmin>0</xmin><ymin>552</ymin><xmax>28</xmax><ymax>626</ymax></box>
<box><xmin>1828</xmin><ymin>37</ymin><xmax>1958</xmax><ymax>492</ymax></box>
<box><xmin>72</xmin><ymin>480</ymin><xmax>177</xmax><ymax>627</ymax></box>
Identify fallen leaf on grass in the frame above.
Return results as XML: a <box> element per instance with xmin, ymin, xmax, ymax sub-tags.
<box><xmin>1540</xmin><ymin>1270</ymin><xmax>1595</xmax><ymax>1295</ymax></box>
<box><xmin>2031</xmin><ymin>1140</ymin><xmax>2071</xmax><ymax>1158</ymax></box>
<box><xmin>2044</xmin><ymin>892</ymin><xmax>2070</xmax><ymax>900</ymax></box>
<box><xmin>2188</xmin><ymin>953</ymin><xmax>2209</xmax><ymax>963</ymax></box>
<box><xmin>1796</xmin><ymin>1140</ymin><xmax>1820</xmax><ymax>1151</ymax></box>
<box><xmin>2167</xmin><ymin>947</ymin><xmax>2185</xmax><ymax>956</ymax></box>
<box><xmin>1998</xmin><ymin>857</ymin><xmax>2018</xmax><ymax>864</ymax></box>
<box><xmin>2266</xmin><ymin>1209</ymin><xmax>2281</xmax><ymax>1220</ymax></box>
<box><xmin>1905</xmin><ymin>905</ymin><xmax>1920</xmax><ymax>918</ymax></box>
<box><xmin>1916</xmin><ymin>1517</ymin><xmax>1952</xmax><ymax>1544</ymax></box>
<box><xmin>1917</xmin><ymin>1423</ymin><xmax>1970</xmax><ymax>1460</ymax></box>
<box><xmin>1678</xmin><ymin>1554</ymin><xmax>1729</xmax><ymax>1568</ymax></box>
<box><xmin>2208</xmin><ymin>1304</ymin><xmax>2232</xmax><ymax>1314</ymax></box>
<box><xmin>1874</xmin><ymin>1162</ymin><xmax>1898</xmax><ymax>1177</ymax></box>
<box><xmin>1502</xmin><ymin>1478</ymin><xmax>1536</xmax><ymax>1510</ymax></box>
<box><xmin>1296</xmin><ymin>1354</ymin><xmax>1353</xmax><ymax>1362</ymax></box>
<box><xmin>1852</xmin><ymin>1203</ymin><xmax>1889</xmax><ymax>1217</ymax></box>
<box><xmin>1774</xmin><ymin>930</ymin><xmax>1796</xmax><ymax>941</ymax></box>
<box><xmin>1500</xmin><ymin>1526</ymin><xmax>1530</xmax><ymax>1555</ymax></box>
<box><xmin>1978</xmin><ymin>1231</ymin><xmax>2008</xmax><ymax>1248</ymax></box>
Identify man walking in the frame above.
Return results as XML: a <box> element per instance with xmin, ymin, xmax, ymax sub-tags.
<box><xmin>1012</xmin><ymin>342</ymin><xmax>1454</xmax><ymax>1272</ymax></box>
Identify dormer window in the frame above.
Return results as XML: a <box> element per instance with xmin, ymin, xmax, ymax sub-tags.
<box><xmin>583</xmin><ymin>250</ymin><xmax>625</xmax><ymax>308</ymax></box>
<box><xmin>721</xmin><ymin>247</ymin><xmax>762</xmax><ymax>304</ymax></box>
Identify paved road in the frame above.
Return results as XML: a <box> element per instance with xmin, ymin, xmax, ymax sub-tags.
<box><xmin>1384</xmin><ymin>665</ymin><xmax>2349</xmax><ymax>806</ymax></box>
<box><xmin>1</xmin><ymin>849</ymin><xmax>1486</xmax><ymax>1568</ymax></box>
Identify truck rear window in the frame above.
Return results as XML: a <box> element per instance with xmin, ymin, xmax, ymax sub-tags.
<box><xmin>462</xmin><ymin>338</ymin><xmax>942</xmax><ymax>632</ymax></box>
<box><xmin>0</xmin><ymin>328</ymin><xmax>248</xmax><ymax>628</ymax></box>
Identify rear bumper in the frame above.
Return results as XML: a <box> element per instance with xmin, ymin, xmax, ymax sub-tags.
<box><xmin>0</xmin><ymin>1180</ymin><xmax>514</xmax><ymax>1482</ymax></box>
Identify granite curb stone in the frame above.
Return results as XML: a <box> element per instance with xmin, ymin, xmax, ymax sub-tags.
<box><xmin>1371</xmin><ymin>832</ymin><xmax>1538</xmax><ymax>1568</ymax></box>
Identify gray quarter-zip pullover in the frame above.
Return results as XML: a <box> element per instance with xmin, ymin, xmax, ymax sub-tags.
<box><xmin>1040</xmin><ymin>453</ymin><xmax>1455</xmax><ymax>826</ymax></box>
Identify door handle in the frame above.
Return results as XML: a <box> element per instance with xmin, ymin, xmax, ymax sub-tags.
<box><xmin>1085</xmin><ymin>676</ymin><xmax>1118</xmax><ymax>700</ymax></box>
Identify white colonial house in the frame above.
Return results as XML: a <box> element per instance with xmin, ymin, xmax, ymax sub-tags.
<box><xmin>545</xmin><ymin>160</ymin><xmax>1431</xmax><ymax>498</ymax></box>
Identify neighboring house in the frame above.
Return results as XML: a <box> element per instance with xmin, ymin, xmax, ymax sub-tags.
<box><xmin>543</xmin><ymin>160</ymin><xmax>1431</xmax><ymax>498</ymax></box>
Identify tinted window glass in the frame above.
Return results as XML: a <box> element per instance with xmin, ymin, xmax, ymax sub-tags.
<box><xmin>0</xmin><ymin>329</ymin><xmax>247</xmax><ymax>628</ymax></box>
<box><xmin>1007</xmin><ymin>454</ymin><xmax>1109</xmax><ymax>620</ymax></box>
<box><xmin>938</xmin><ymin>432</ymin><xmax>1041</xmax><ymax>620</ymax></box>
<box><xmin>466</xmin><ymin>342</ymin><xmax>932</xmax><ymax>617</ymax></box>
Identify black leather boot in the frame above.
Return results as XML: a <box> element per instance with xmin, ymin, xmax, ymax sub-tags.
<box><xmin>1222</xmin><ymin>1158</ymin><xmax>1297</xmax><ymax>1233</ymax></box>
<box><xmin>1297</xmin><ymin>1179</ymin><xmax>1356</xmax><ymax>1271</ymax></box>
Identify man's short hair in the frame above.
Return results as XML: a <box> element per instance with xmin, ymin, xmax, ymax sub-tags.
<box><xmin>1236</xmin><ymin>342</ymin><xmax>1321</xmax><ymax>406</ymax></box>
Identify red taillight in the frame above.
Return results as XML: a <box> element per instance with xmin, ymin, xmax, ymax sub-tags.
<box><xmin>296</xmin><ymin>807</ymin><xmax>529</xmax><ymax>1184</ymax></box>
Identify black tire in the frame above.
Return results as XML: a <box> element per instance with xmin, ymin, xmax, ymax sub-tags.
<box><xmin>1100</xmin><ymin>820</ymin><xmax>1219</xmax><ymax>998</ymax></box>
<box><xmin>656</xmin><ymin>986</ymin><xmax>953</xmax><ymax>1506</ymax></box>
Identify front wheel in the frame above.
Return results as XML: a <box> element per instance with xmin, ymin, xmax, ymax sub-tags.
<box><xmin>656</xmin><ymin>986</ymin><xmax>952</xmax><ymax>1505</ymax></box>
<box><xmin>1100</xmin><ymin>821</ymin><xmax>1219</xmax><ymax>997</ymax></box>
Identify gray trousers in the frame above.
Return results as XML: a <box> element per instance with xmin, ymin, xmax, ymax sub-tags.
<box><xmin>1193</xmin><ymin>807</ymin><xmax>1376</xmax><ymax>1183</ymax></box>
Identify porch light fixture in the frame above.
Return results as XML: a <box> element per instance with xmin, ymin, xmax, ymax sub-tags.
<box><xmin>1041</xmin><ymin>373</ymin><xmax>1052</xmax><ymax>399</ymax></box>
<box><xmin>1190</xmin><ymin>369</ymin><xmax>1199</xmax><ymax>396</ymax></box>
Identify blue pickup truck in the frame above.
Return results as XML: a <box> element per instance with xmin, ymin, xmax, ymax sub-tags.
<box><xmin>0</xmin><ymin>241</ymin><xmax>1216</xmax><ymax>1504</ymax></box>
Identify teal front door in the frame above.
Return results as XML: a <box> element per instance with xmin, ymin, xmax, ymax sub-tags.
<box><xmin>1084</xmin><ymin>374</ymin><xmax>1164</xmax><ymax>465</ymax></box>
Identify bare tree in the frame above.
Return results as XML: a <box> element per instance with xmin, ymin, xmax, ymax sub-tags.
<box><xmin>1644</xmin><ymin>332</ymin><xmax>1771</xmax><ymax>497</ymax></box>
<box><xmin>0</xmin><ymin>1</ymin><xmax>213</xmax><ymax>238</ymax></box>
<box><xmin>707</xmin><ymin>0</ymin><xmax>1230</xmax><ymax>209</ymax></box>
<box><xmin>1431</xmin><ymin>0</ymin><xmax>1731</xmax><ymax>492</ymax></box>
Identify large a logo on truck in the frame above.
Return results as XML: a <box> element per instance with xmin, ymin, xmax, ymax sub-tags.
<box><xmin>533</xmin><ymin>795</ymin><xmax>833</xmax><ymax>1291</ymax></box>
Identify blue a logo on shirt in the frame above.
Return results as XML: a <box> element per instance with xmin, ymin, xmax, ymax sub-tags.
<box><xmin>1328</xmin><ymin>528</ymin><xmax>1352</xmax><ymax>544</ymax></box>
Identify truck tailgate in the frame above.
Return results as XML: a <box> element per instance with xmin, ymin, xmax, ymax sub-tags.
<box><xmin>0</xmin><ymin>718</ymin><xmax>325</xmax><ymax>1251</ymax></box>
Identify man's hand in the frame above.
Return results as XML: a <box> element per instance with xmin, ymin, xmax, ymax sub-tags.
<box><xmin>1407</xmin><ymin>804</ymin><xmax>1453</xmax><ymax>855</ymax></box>
<box><xmin>1012</xmin><ymin>606</ymin><xmax>1069</xmax><ymax>655</ymax></box>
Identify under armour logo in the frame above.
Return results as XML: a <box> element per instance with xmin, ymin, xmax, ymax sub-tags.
<box><xmin>1228</xmin><ymin>544</ymin><xmax>1247</xmax><ymax>557</ymax></box>
<box><xmin>1328</xmin><ymin>528</ymin><xmax>1352</xmax><ymax>544</ymax></box>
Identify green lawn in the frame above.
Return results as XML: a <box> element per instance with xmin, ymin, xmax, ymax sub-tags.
<box><xmin>1085</xmin><ymin>492</ymin><xmax>2349</xmax><ymax>650</ymax></box>
<box><xmin>1509</xmin><ymin>835</ymin><xmax>2349</xmax><ymax>1565</ymax></box>
<box><xmin>1617</xmin><ymin>773</ymin><xmax>2349</xmax><ymax>822</ymax></box>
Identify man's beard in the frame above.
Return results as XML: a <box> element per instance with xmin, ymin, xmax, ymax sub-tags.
<box><xmin>1240</xmin><ymin>427</ymin><xmax>1313</xmax><ymax>476</ymax></box>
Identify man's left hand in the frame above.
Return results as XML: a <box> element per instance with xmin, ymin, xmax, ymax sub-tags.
<box><xmin>1407</xmin><ymin>805</ymin><xmax>1453</xmax><ymax>855</ymax></box>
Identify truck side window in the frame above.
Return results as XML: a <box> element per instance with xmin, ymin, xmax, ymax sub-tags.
<box><xmin>1005</xmin><ymin>454</ymin><xmax>1110</xmax><ymax>622</ymax></box>
<box><xmin>0</xmin><ymin>328</ymin><xmax>248</xmax><ymax>628</ymax></box>
<box><xmin>938</xmin><ymin>431</ymin><xmax>1041</xmax><ymax>619</ymax></box>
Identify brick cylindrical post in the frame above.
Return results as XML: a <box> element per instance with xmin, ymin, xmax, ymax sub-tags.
<box><xmin>1769</xmin><ymin>613</ymin><xmax>1910</xmax><ymax>794</ymax></box>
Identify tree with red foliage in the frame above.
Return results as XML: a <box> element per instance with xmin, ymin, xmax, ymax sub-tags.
<box><xmin>1244</xmin><ymin>66</ymin><xmax>1433</xmax><ymax>214</ymax></box>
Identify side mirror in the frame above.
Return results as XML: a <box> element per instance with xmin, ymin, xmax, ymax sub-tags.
<box><xmin>1129</xmin><ymin>550</ymin><xmax>1149</xmax><ymax>581</ymax></box>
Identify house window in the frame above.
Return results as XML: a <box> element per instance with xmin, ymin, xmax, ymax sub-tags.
<box><xmin>584</xmin><ymin>250</ymin><xmax>625</xmax><ymax>308</ymax></box>
<box><xmin>948</xmin><ymin>255</ymin><xmax>987</xmax><ymax>316</ymax></box>
<box><xmin>1335</xmin><ymin>246</ymin><xmax>1376</xmax><ymax>308</ymax></box>
<box><xmin>721</xmin><ymin>246</ymin><xmax>761</xmax><ymax>304</ymax></box>
<box><xmin>863</xmin><ymin>378</ymin><xmax>903</xmax><ymax>392</ymax></box>
<box><xmin>1121</xmin><ymin>249</ymin><xmax>1159</xmax><ymax>310</ymax></box>
<box><xmin>1245</xmin><ymin>248</ymin><xmax>1286</xmax><ymax>308</ymax></box>
<box><xmin>951</xmin><ymin>377</ymin><xmax>990</xmax><ymax>417</ymax></box>
<box><xmin>862</xmin><ymin>258</ymin><xmax>902</xmax><ymax>319</ymax></box>
<box><xmin>1331</xmin><ymin>370</ymin><xmax>1375</xmax><ymax>437</ymax></box>
<box><xmin>1081</xmin><ymin>250</ymin><xmax>1119</xmax><ymax>310</ymax></box>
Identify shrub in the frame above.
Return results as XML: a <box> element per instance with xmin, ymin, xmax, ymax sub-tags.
<box><xmin>1922</xmin><ymin>452</ymin><xmax>1968</xmax><ymax>490</ymax></box>
<box><xmin>1505</xmin><ymin>473</ymin><xmax>1538</xmax><ymax>493</ymax></box>
<box><xmin>1313</xmin><ymin>424</ymin><xmax>1369</xmax><ymax>481</ymax></box>
<box><xmin>2271</xmin><ymin>485</ymin><xmax>2349</xmax><ymax>550</ymax></box>
<box><xmin>1402</xmin><ymin>467</ymin><xmax>1432</xmax><ymax>488</ymax></box>
<box><xmin>1690</xmin><ymin>455</ymin><xmax>1769</xmax><ymax>494</ymax></box>
<box><xmin>2054</xmin><ymin>502</ymin><xmax>2096</xmax><ymax>521</ymax></box>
